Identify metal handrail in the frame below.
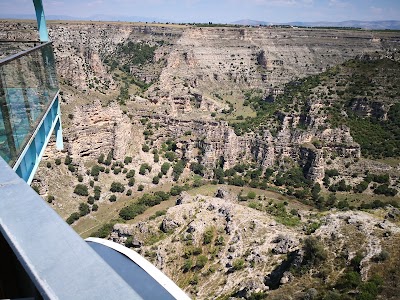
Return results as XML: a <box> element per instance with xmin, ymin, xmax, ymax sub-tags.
<box><xmin>0</xmin><ymin>41</ymin><xmax>51</xmax><ymax>66</ymax></box>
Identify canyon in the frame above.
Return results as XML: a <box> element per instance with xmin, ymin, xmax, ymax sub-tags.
<box><xmin>1</xmin><ymin>20</ymin><xmax>400</xmax><ymax>299</ymax></box>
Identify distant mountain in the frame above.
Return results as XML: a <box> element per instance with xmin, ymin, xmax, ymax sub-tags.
<box><xmin>233</xmin><ymin>19</ymin><xmax>271</xmax><ymax>26</ymax></box>
<box><xmin>232</xmin><ymin>19</ymin><xmax>400</xmax><ymax>30</ymax></box>
<box><xmin>0</xmin><ymin>14</ymin><xmax>167</xmax><ymax>23</ymax></box>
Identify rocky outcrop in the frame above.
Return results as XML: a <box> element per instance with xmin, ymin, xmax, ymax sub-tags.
<box><xmin>66</xmin><ymin>100</ymin><xmax>133</xmax><ymax>161</ymax></box>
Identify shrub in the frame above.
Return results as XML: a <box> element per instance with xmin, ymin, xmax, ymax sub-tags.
<box><xmin>124</xmin><ymin>156</ymin><xmax>132</xmax><ymax>164</ymax></box>
<box><xmin>64</xmin><ymin>155</ymin><xmax>72</xmax><ymax>165</ymax></box>
<box><xmin>138</xmin><ymin>184</ymin><xmax>144</xmax><ymax>191</ymax></box>
<box><xmin>119</xmin><ymin>203</ymin><xmax>147</xmax><ymax>220</ymax></box>
<box><xmin>189</xmin><ymin>274</ymin><xmax>198</xmax><ymax>285</ymax></box>
<box><xmin>92</xmin><ymin>204</ymin><xmax>98</xmax><ymax>211</ymax></box>
<box><xmin>196</xmin><ymin>255</ymin><xmax>208</xmax><ymax>269</ymax></box>
<box><xmin>372</xmin><ymin>250</ymin><xmax>389</xmax><ymax>262</ymax></box>
<box><xmin>126</xmin><ymin>169</ymin><xmax>135</xmax><ymax>178</ymax></box>
<box><xmin>97</xmin><ymin>153</ymin><xmax>105</xmax><ymax>164</ymax></box>
<box><xmin>55</xmin><ymin>158</ymin><xmax>61</xmax><ymax>165</ymax></box>
<box><xmin>153</xmin><ymin>153</ymin><xmax>159</xmax><ymax>163</ymax></box>
<box><xmin>165</xmin><ymin>151</ymin><xmax>176</xmax><ymax>162</ymax></box>
<box><xmin>77</xmin><ymin>175</ymin><xmax>83</xmax><ymax>182</ymax></box>
<box><xmin>110</xmin><ymin>182</ymin><xmax>125</xmax><ymax>193</ymax></box>
<box><xmin>113</xmin><ymin>167</ymin><xmax>121</xmax><ymax>175</ymax></box>
<box><xmin>374</xmin><ymin>184</ymin><xmax>397</xmax><ymax>196</ymax></box>
<box><xmin>161</xmin><ymin>162</ymin><xmax>171</xmax><ymax>175</ymax></box>
<box><xmin>190</xmin><ymin>162</ymin><xmax>205</xmax><ymax>176</ymax></box>
<box><xmin>87</xmin><ymin>196</ymin><xmax>95</xmax><ymax>205</ymax></box>
<box><xmin>109</xmin><ymin>194</ymin><xmax>117</xmax><ymax>202</ymax></box>
<box><xmin>66</xmin><ymin>212</ymin><xmax>80</xmax><ymax>225</ymax></box>
<box><xmin>354</xmin><ymin>180</ymin><xmax>369</xmax><ymax>193</ymax></box>
<box><xmin>247</xmin><ymin>191</ymin><xmax>256</xmax><ymax>199</ymax></box>
<box><xmin>91</xmin><ymin>222</ymin><xmax>115</xmax><ymax>238</ymax></box>
<box><xmin>128</xmin><ymin>178</ymin><xmax>135</xmax><ymax>187</ymax></box>
<box><xmin>172</xmin><ymin>160</ymin><xmax>186</xmax><ymax>181</ymax></box>
<box><xmin>303</xmin><ymin>237</ymin><xmax>327</xmax><ymax>267</ymax></box>
<box><xmin>152</xmin><ymin>176</ymin><xmax>160</xmax><ymax>184</ymax></box>
<box><xmin>139</xmin><ymin>163</ymin><xmax>151</xmax><ymax>175</ymax></box>
<box><xmin>79</xmin><ymin>202</ymin><xmax>90</xmax><ymax>216</ymax></box>
<box><xmin>46</xmin><ymin>162</ymin><xmax>51</xmax><ymax>168</ymax></box>
<box><xmin>203</xmin><ymin>227</ymin><xmax>214</xmax><ymax>245</ymax></box>
<box><xmin>325</xmin><ymin>169</ymin><xmax>340</xmax><ymax>177</ymax></box>
<box><xmin>91</xmin><ymin>165</ymin><xmax>103</xmax><ymax>177</ymax></box>
<box><xmin>74</xmin><ymin>184</ymin><xmax>89</xmax><ymax>196</ymax></box>
<box><xmin>336</xmin><ymin>271</ymin><xmax>361</xmax><ymax>290</ymax></box>
<box><xmin>68</xmin><ymin>164</ymin><xmax>76</xmax><ymax>172</ymax></box>
<box><xmin>170</xmin><ymin>185</ymin><xmax>184</xmax><ymax>196</ymax></box>
<box><xmin>142</xmin><ymin>144</ymin><xmax>150</xmax><ymax>152</ymax></box>
<box><xmin>182</xmin><ymin>259</ymin><xmax>193</xmax><ymax>272</ymax></box>
<box><xmin>126</xmin><ymin>189</ymin><xmax>132</xmax><ymax>196</ymax></box>
<box><xmin>94</xmin><ymin>186</ymin><xmax>101</xmax><ymax>200</ymax></box>
<box><xmin>47</xmin><ymin>195</ymin><xmax>55</xmax><ymax>203</ymax></box>
<box><xmin>232</xmin><ymin>258</ymin><xmax>245</xmax><ymax>271</ymax></box>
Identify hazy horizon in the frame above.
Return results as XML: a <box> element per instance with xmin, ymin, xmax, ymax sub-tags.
<box><xmin>1</xmin><ymin>0</ymin><xmax>400</xmax><ymax>24</ymax></box>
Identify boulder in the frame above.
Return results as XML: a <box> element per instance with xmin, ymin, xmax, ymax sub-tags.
<box><xmin>160</xmin><ymin>218</ymin><xmax>180</xmax><ymax>233</ymax></box>
<box><xmin>272</xmin><ymin>235</ymin><xmax>298</xmax><ymax>254</ymax></box>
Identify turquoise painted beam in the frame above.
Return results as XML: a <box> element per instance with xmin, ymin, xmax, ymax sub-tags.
<box><xmin>33</xmin><ymin>0</ymin><xmax>49</xmax><ymax>42</ymax></box>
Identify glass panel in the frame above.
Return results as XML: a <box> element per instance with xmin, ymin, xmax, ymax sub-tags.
<box><xmin>0</xmin><ymin>43</ymin><xmax>59</xmax><ymax>166</ymax></box>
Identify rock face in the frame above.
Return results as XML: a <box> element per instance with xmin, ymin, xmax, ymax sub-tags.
<box><xmin>145</xmin><ymin>114</ymin><xmax>360</xmax><ymax>181</ymax></box>
<box><xmin>109</xmin><ymin>192</ymin><xmax>400</xmax><ymax>299</ymax></box>
<box><xmin>66</xmin><ymin>100</ymin><xmax>133</xmax><ymax>161</ymax></box>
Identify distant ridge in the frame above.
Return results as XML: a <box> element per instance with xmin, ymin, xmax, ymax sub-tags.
<box><xmin>1</xmin><ymin>14</ymin><xmax>399</xmax><ymax>30</ymax></box>
<box><xmin>0</xmin><ymin>14</ymin><xmax>167</xmax><ymax>23</ymax></box>
<box><xmin>233</xmin><ymin>19</ymin><xmax>400</xmax><ymax>30</ymax></box>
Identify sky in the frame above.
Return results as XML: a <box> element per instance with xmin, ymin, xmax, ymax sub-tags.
<box><xmin>0</xmin><ymin>0</ymin><xmax>399</xmax><ymax>23</ymax></box>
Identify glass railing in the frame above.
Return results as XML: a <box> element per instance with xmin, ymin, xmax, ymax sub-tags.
<box><xmin>0</xmin><ymin>42</ymin><xmax>59</xmax><ymax>166</ymax></box>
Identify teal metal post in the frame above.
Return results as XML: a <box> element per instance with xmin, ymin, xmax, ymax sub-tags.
<box><xmin>33</xmin><ymin>0</ymin><xmax>49</xmax><ymax>42</ymax></box>
<box><xmin>55</xmin><ymin>96</ymin><xmax>64</xmax><ymax>150</ymax></box>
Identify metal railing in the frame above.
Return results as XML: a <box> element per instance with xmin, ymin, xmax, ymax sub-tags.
<box><xmin>0</xmin><ymin>42</ymin><xmax>59</xmax><ymax>166</ymax></box>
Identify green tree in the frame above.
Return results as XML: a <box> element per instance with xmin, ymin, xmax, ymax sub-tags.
<box><xmin>110</xmin><ymin>182</ymin><xmax>125</xmax><ymax>193</ymax></box>
<box><xmin>64</xmin><ymin>155</ymin><xmax>72</xmax><ymax>165</ymax></box>
<box><xmin>152</xmin><ymin>176</ymin><xmax>160</xmax><ymax>184</ymax></box>
<box><xmin>124</xmin><ymin>156</ymin><xmax>132</xmax><ymax>164</ymax></box>
<box><xmin>66</xmin><ymin>212</ymin><xmax>80</xmax><ymax>225</ymax></box>
<box><xmin>74</xmin><ymin>184</ymin><xmax>89</xmax><ymax>196</ymax></box>
<box><xmin>79</xmin><ymin>203</ymin><xmax>90</xmax><ymax>216</ymax></box>
<box><xmin>139</xmin><ymin>163</ymin><xmax>151</xmax><ymax>175</ymax></box>
<box><xmin>161</xmin><ymin>162</ymin><xmax>171</xmax><ymax>175</ymax></box>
